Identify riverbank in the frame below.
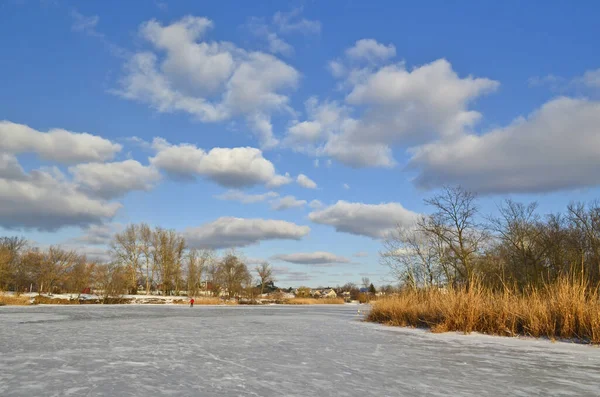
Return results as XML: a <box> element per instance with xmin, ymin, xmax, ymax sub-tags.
<box><xmin>367</xmin><ymin>278</ymin><xmax>600</xmax><ymax>344</ymax></box>
<box><xmin>0</xmin><ymin>293</ymin><xmax>346</xmax><ymax>306</ymax></box>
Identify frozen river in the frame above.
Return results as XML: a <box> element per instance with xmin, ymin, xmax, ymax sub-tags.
<box><xmin>1</xmin><ymin>305</ymin><xmax>599</xmax><ymax>396</ymax></box>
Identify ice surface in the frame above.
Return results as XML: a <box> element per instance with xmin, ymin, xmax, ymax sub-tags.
<box><xmin>1</xmin><ymin>305</ymin><xmax>599</xmax><ymax>396</ymax></box>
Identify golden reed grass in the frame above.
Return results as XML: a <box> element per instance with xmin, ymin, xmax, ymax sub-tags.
<box><xmin>0</xmin><ymin>294</ymin><xmax>31</xmax><ymax>306</ymax></box>
<box><xmin>284</xmin><ymin>297</ymin><xmax>345</xmax><ymax>305</ymax></box>
<box><xmin>367</xmin><ymin>277</ymin><xmax>600</xmax><ymax>344</ymax></box>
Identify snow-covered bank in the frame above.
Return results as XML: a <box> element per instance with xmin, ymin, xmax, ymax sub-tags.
<box><xmin>1</xmin><ymin>305</ymin><xmax>599</xmax><ymax>396</ymax></box>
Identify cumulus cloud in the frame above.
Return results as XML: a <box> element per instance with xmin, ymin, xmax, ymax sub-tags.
<box><xmin>70</xmin><ymin>160</ymin><xmax>161</xmax><ymax>199</ymax></box>
<box><xmin>0</xmin><ymin>153</ymin><xmax>26</xmax><ymax>180</ymax></box>
<box><xmin>0</xmin><ymin>120</ymin><xmax>122</xmax><ymax>164</ymax></box>
<box><xmin>309</xmin><ymin>200</ymin><xmax>419</xmax><ymax>238</ymax></box>
<box><xmin>0</xmin><ymin>163</ymin><xmax>120</xmax><ymax>231</ymax></box>
<box><xmin>116</xmin><ymin>16</ymin><xmax>299</xmax><ymax>148</ymax></box>
<box><xmin>309</xmin><ymin>199</ymin><xmax>323</xmax><ymax>209</ymax></box>
<box><xmin>296</xmin><ymin>173</ymin><xmax>317</xmax><ymax>189</ymax></box>
<box><xmin>215</xmin><ymin>190</ymin><xmax>279</xmax><ymax>204</ymax></box>
<box><xmin>410</xmin><ymin>97</ymin><xmax>600</xmax><ymax>193</ymax></box>
<box><xmin>183</xmin><ymin>217</ymin><xmax>310</xmax><ymax>249</ymax></box>
<box><xmin>271</xmin><ymin>195</ymin><xmax>307</xmax><ymax>211</ymax></box>
<box><xmin>273</xmin><ymin>8</ymin><xmax>321</xmax><ymax>35</ymax></box>
<box><xmin>150</xmin><ymin>138</ymin><xmax>291</xmax><ymax>188</ymax></box>
<box><xmin>272</xmin><ymin>251</ymin><xmax>350</xmax><ymax>265</ymax></box>
<box><xmin>284</xmin><ymin>47</ymin><xmax>498</xmax><ymax>167</ymax></box>
<box><xmin>345</xmin><ymin>39</ymin><xmax>396</xmax><ymax>64</ymax></box>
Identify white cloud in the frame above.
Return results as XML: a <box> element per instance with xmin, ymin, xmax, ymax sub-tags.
<box><xmin>72</xmin><ymin>223</ymin><xmax>121</xmax><ymax>246</ymax></box>
<box><xmin>246</xmin><ymin>18</ymin><xmax>293</xmax><ymax>57</ymax></box>
<box><xmin>183</xmin><ymin>217</ymin><xmax>310</xmax><ymax>249</ymax></box>
<box><xmin>343</xmin><ymin>183</ymin><xmax>350</xmax><ymax>190</ymax></box>
<box><xmin>215</xmin><ymin>190</ymin><xmax>279</xmax><ymax>204</ymax></box>
<box><xmin>309</xmin><ymin>199</ymin><xmax>323</xmax><ymax>209</ymax></box>
<box><xmin>410</xmin><ymin>97</ymin><xmax>600</xmax><ymax>193</ymax></box>
<box><xmin>309</xmin><ymin>200</ymin><xmax>419</xmax><ymax>239</ymax></box>
<box><xmin>285</xmin><ymin>54</ymin><xmax>498</xmax><ymax>167</ymax></box>
<box><xmin>272</xmin><ymin>251</ymin><xmax>350</xmax><ymax>265</ymax></box>
<box><xmin>273</xmin><ymin>8</ymin><xmax>321</xmax><ymax>35</ymax></box>
<box><xmin>70</xmin><ymin>160</ymin><xmax>161</xmax><ymax>199</ymax></box>
<box><xmin>0</xmin><ymin>153</ymin><xmax>25</xmax><ymax>180</ymax></box>
<box><xmin>150</xmin><ymin>138</ymin><xmax>291</xmax><ymax>188</ymax></box>
<box><xmin>345</xmin><ymin>39</ymin><xmax>396</xmax><ymax>64</ymax></box>
<box><xmin>313</xmin><ymin>159</ymin><xmax>320</xmax><ymax>168</ymax></box>
<box><xmin>581</xmin><ymin>68</ymin><xmax>600</xmax><ymax>89</ymax></box>
<box><xmin>71</xmin><ymin>10</ymin><xmax>99</xmax><ymax>36</ymax></box>
<box><xmin>0</xmin><ymin>120</ymin><xmax>122</xmax><ymax>164</ymax></box>
<box><xmin>353</xmin><ymin>251</ymin><xmax>369</xmax><ymax>258</ymax></box>
<box><xmin>297</xmin><ymin>173</ymin><xmax>317</xmax><ymax>189</ymax></box>
<box><xmin>267</xmin><ymin>172</ymin><xmax>293</xmax><ymax>188</ymax></box>
<box><xmin>0</xmin><ymin>163</ymin><xmax>120</xmax><ymax>231</ymax></box>
<box><xmin>116</xmin><ymin>16</ymin><xmax>299</xmax><ymax>148</ymax></box>
<box><xmin>271</xmin><ymin>195</ymin><xmax>307</xmax><ymax>211</ymax></box>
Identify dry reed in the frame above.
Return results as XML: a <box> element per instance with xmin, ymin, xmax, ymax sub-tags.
<box><xmin>0</xmin><ymin>294</ymin><xmax>32</xmax><ymax>306</ymax></box>
<box><xmin>284</xmin><ymin>297</ymin><xmax>345</xmax><ymax>305</ymax></box>
<box><xmin>367</xmin><ymin>277</ymin><xmax>600</xmax><ymax>344</ymax></box>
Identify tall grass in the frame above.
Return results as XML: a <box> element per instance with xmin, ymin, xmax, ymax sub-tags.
<box><xmin>0</xmin><ymin>294</ymin><xmax>31</xmax><ymax>306</ymax></box>
<box><xmin>284</xmin><ymin>297</ymin><xmax>345</xmax><ymax>305</ymax></box>
<box><xmin>367</xmin><ymin>277</ymin><xmax>600</xmax><ymax>344</ymax></box>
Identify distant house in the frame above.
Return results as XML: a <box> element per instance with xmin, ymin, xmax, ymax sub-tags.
<box><xmin>322</xmin><ymin>289</ymin><xmax>337</xmax><ymax>298</ymax></box>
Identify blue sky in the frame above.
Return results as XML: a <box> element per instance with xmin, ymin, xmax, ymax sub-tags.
<box><xmin>1</xmin><ymin>0</ymin><xmax>599</xmax><ymax>287</ymax></box>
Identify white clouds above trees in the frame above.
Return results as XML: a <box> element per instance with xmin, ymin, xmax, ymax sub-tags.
<box><xmin>116</xmin><ymin>16</ymin><xmax>299</xmax><ymax>148</ymax></box>
<box><xmin>409</xmin><ymin>97</ymin><xmax>600</xmax><ymax>193</ymax></box>
<box><xmin>183</xmin><ymin>217</ymin><xmax>310</xmax><ymax>249</ymax></box>
<box><xmin>309</xmin><ymin>201</ymin><xmax>419</xmax><ymax>239</ymax></box>
<box><xmin>150</xmin><ymin>138</ymin><xmax>291</xmax><ymax>188</ymax></box>
<box><xmin>0</xmin><ymin>121</ymin><xmax>122</xmax><ymax>164</ymax></box>
<box><xmin>272</xmin><ymin>251</ymin><xmax>350</xmax><ymax>265</ymax></box>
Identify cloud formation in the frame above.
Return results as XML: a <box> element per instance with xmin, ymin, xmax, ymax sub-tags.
<box><xmin>272</xmin><ymin>251</ymin><xmax>350</xmax><ymax>265</ymax></box>
<box><xmin>150</xmin><ymin>138</ymin><xmax>291</xmax><ymax>188</ymax></box>
<box><xmin>183</xmin><ymin>217</ymin><xmax>310</xmax><ymax>249</ymax></box>
<box><xmin>410</xmin><ymin>97</ymin><xmax>600</xmax><ymax>193</ymax></box>
<box><xmin>116</xmin><ymin>16</ymin><xmax>299</xmax><ymax>148</ymax></box>
<box><xmin>70</xmin><ymin>160</ymin><xmax>161</xmax><ymax>199</ymax></box>
<box><xmin>0</xmin><ymin>120</ymin><xmax>122</xmax><ymax>164</ymax></box>
<box><xmin>309</xmin><ymin>200</ymin><xmax>419</xmax><ymax>238</ymax></box>
<box><xmin>296</xmin><ymin>173</ymin><xmax>317</xmax><ymax>189</ymax></box>
<box><xmin>271</xmin><ymin>195</ymin><xmax>307</xmax><ymax>211</ymax></box>
<box><xmin>0</xmin><ymin>160</ymin><xmax>120</xmax><ymax>231</ymax></box>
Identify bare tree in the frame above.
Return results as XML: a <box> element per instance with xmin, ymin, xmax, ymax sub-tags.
<box><xmin>111</xmin><ymin>225</ymin><xmax>142</xmax><ymax>294</ymax></box>
<box><xmin>139</xmin><ymin>223</ymin><xmax>154</xmax><ymax>295</ymax></box>
<box><xmin>419</xmin><ymin>186</ymin><xmax>487</xmax><ymax>287</ymax></box>
<box><xmin>255</xmin><ymin>262</ymin><xmax>274</xmax><ymax>295</ymax></box>
<box><xmin>381</xmin><ymin>226</ymin><xmax>447</xmax><ymax>289</ymax></box>
<box><xmin>152</xmin><ymin>228</ymin><xmax>186</xmax><ymax>295</ymax></box>
<box><xmin>218</xmin><ymin>253</ymin><xmax>250</xmax><ymax>299</ymax></box>
<box><xmin>0</xmin><ymin>237</ymin><xmax>27</xmax><ymax>292</ymax></box>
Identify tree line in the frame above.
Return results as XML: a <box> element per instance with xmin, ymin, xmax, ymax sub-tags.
<box><xmin>382</xmin><ymin>186</ymin><xmax>600</xmax><ymax>290</ymax></box>
<box><xmin>0</xmin><ymin>224</ymin><xmax>275</xmax><ymax>298</ymax></box>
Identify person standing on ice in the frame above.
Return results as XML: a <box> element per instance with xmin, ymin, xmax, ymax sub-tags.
<box><xmin>190</xmin><ymin>298</ymin><xmax>194</xmax><ymax>308</ymax></box>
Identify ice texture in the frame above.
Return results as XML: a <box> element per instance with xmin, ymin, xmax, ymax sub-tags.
<box><xmin>1</xmin><ymin>305</ymin><xmax>599</xmax><ymax>396</ymax></box>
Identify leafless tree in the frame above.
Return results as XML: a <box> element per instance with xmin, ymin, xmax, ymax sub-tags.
<box><xmin>255</xmin><ymin>262</ymin><xmax>274</xmax><ymax>295</ymax></box>
<box><xmin>419</xmin><ymin>186</ymin><xmax>487</xmax><ymax>287</ymax></box>
<box><xmin>111</xmin><ymin>225</ymin><xmax>142</xmax><ymax>294</ymax></box>
<box><xmin>218</xmin><ymin>253</ymin><xmax>251</xmax><ymax>299</ymax></box>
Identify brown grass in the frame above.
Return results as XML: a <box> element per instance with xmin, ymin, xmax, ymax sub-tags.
<box><xmin>283</xmin><ymin>297</ymin><xmax>345</xmax><ymax>305</ymax></box>
<box><xmin>367</xmin><ymin>277</ymin><xmax>600</xmax><ymax>344</ymax></box>
<box><xmin>178</xmin><ymin>297</ymin><xmax>238</xmax><ymax>305</ymax></box>
<box><xmin>0</xmin><ymin>294</ymin><xmax>31</xmax><ymax>306</ymax></box>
